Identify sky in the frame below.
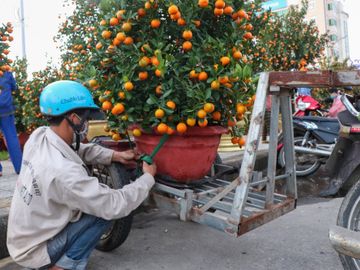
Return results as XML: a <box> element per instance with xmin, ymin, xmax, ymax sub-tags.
<box><xmin>0</xmin><ymin>0</ymin><xmax>360</xmax><ymax>74</ymax></box>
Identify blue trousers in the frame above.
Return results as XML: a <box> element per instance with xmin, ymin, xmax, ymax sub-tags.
<box><xmin>45</xmin><ymin>214</ymin><xmax>111</xmax><ymax>270</ymax></box>
<box><xmin>0</xmin><ymin>114</ymin><xmax>22</xmax><ymax>174</ymax></box>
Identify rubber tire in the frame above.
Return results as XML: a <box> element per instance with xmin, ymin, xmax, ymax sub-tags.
<box><xmin>340</xmin><ymin>167</ymin><xmax>360</xmax><ymax>196</ymax></box>
<box><xmin>278</xmin><ymin>136</ymin><xmax>321</xmax><ymax>177</ymax></box>
<box><xmin>94</xmin><ymin>163</ymin><xmax>133</xmax><ymax>252</ymax></box>
<box><xmin>337</xmin><ymin>179</ymin><xmax>360</xmax><ymax>269</ymax></box>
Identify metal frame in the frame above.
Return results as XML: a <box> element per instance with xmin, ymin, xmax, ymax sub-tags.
<box><xmin>150</xmin><ymin>70</ymin><xmax>360</xmax><ymax>237</ymax></box>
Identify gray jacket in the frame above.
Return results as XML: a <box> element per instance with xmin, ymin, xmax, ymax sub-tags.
<box><xmin>7</xmin><ymin>127</ymin><xmax>154</xmax><ymax>268</ymax></box>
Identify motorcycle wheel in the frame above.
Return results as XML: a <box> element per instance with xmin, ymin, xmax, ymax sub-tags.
<box><xmin>278</xmin><ymin>136</ymin><xmax>321</xmax><ymax>177</ymax></box>
<box><xmin>92</xmin><ymin>163</ymin><xmax>133</xmax><ymax>252</ymax></box>
<box><xmin>337</xmin><ymin>179</ymin><xmax>360</xmax><ymax>269</ymax></box>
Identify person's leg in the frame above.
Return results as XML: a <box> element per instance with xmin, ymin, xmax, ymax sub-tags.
<box><xmin>0</xmin><ymin>115</ymin><xmax>22</xmax><ymax>174</ymax></box>
<box><xmin>47</xmin><ymin>214</ymin><xmax>111</xmax><ymax>270</ymax></box>
<box><xmin>0</xmin><ymin>118</ymin><xmax>4</xmax><ymax>176</ymax></box>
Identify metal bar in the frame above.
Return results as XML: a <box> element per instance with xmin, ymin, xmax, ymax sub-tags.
<box><xmin>196</xmin><ymin>189</ymin><xmax>265</xmax><ymax>211</ymax></box>
<box><xmin>153</xmin><ymin>183</ymin><xmax>187</xmax><ymax>198</ymax></box>
<box><xmin>212</xmin><ymin>178</ymin><xmax>232</xmax><ymax>185</ymax></box>
<box><xmin>248</xmin><ymin>191</ymin><xmax>282</xmax><ymax>203</ymax></box>
<box><xmin>274</xmin><ymin>173</ymin><xmax>290</xmax><ymax>181</ymax></box>
<box><xmin>197</xmin><ymin>177</ymin><xmax>240</xmax><ymax>215</ymax></box>
<box><xmin>266</xmin><ymin>93</ymin><xmax>280</xmax><ymax>206</ymax></box>
<box><xmin>269</xmin><ymin>71</ymin><xmax>360</xmax><ymax>88</ymax></box>
<box><xmin>180</xmin><ymin>189</ymin><xmax>193</xmax><ymax>221</ymax></box>
<box><xmin>334</xmin><ymin>71</ymin><xmax>360</xmax><ymax>86</ymax></box>
<box><xmin>294</xmin><ymin>146</ymin><xmax>332</xmax><ymax>157</ymax></box>
<box><xmin>238</xmin><ymin>198</ymin><xmax>296</xmax><ymax>236</ymax></box>
<box><xmin>194</xmin><ymin>197</ymin><xmax>234</xmax><ymax>214</ymax></box>
<box><xmin>269</xmin><ymin>71</ymin><xmax>332</xmax><ymax>87</ymax></box>
<box><xmin>229</xmin><ymin>72</ymin><xmax>269</xmax><ymax>225</ymax></box>
<box><xmin>194</xmin><ymin>186</ymin><xmax>225</xmax><ymax>198</ymax></box>
<box><xmin>191</xmin><ymin>211</ymin><xmax>238</xmax><ymax>237</ymax></box>
<box><xmin>329</xmin><ymin>225</ymin><xmax>360</xmax><ymax>259</ymax></box>
<box><xmin>245</xmin><ymin>201</ymin><xmax>265</xmax><ymax>209</ymax></box>
<box><xmin>280</xmin><ymin>93</ymin><xmax>297</xmax><ymax>198</ymax></box>
<box><xmin>249</xmin><ymin>179</ymin><xmax>268</xmax><ymax>187</ymax></box>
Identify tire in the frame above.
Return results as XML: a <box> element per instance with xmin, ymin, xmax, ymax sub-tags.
<box><xmin>92</xmin><ymin>163</ymin><xmax>133</xmax><ymax>252</ymax></box>
<box><xmin>337</xmin><ymin>179</ymin><xmax>360</xmax><ymax>269</ymax></box>
<box><xmin>278</xmin><ymin>136</ymin><xmax>321</xmax><ymax>177</ymax></box>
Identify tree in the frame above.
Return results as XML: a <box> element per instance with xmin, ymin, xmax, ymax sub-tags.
<box><xmin>0</xmin><ymin>22</ymin><xmax>14</xmax><ymax>76</ymax></box>
<box><xmin>259</xmin><ymin>0</ymin><xmax>328</xmax><ymax>71</ymax></box>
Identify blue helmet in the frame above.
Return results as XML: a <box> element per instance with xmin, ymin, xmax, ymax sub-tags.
<box><xmin>40</xmin><ymin>80</ymin><xmax>100</xmax><ymax>117</ymax></box>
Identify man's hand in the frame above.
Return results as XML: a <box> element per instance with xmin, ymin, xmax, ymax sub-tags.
<box><xmin>142</xmin><ymin>161</ymin><xmax>157</xmax><ymax>176</ymax></box>
<box><xmin>112</xmin><ymin>149</ymin><xmax>139</xmax><ymax>166</ymax></box>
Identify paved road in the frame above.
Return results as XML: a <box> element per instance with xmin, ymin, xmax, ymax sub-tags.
<box><xmin>0</xmin><ymin>196</ymin><xmax>344</xmax><ymax>270</ymax></box>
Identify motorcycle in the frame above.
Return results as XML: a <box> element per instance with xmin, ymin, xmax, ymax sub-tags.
<box><xmin>277</xmin><ymin>116</ymin><xmax>339</xmax><ymax>177</ymax></box>
<box><xmin>328</xmin><ymin>94</ymin><xmax>360</xmax><ymax>269</ymax></box>
<box><xmin>294</xmin><ymin>94</ymin><xmax>324</xmax><ymax>117</ymax></box>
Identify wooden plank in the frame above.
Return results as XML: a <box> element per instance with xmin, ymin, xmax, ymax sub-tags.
<box><xmin>266</xmin><ymin>94</ymin><xmax>280</xmax><ymax>206</ymax></box>
<box><xmin>269</xmin><ymin>71</ymin><xmax>332</xmax><ymax>87</ymax></box>
<box><xmin>229</xmin><ymin>72</ymin><xmax>269</xmax><ymax>225</ymax></box>
<box><xmin>269</xmin><ymin>70</ymin><xmax>360</xmax><ymax>88</ymax></box>
<box><xmin>280</xmin><ymin>94</ymin><xmax>297</xmax><ymax>198</ymax></box>
<box><xmin>333</xmin><ymin>71</ymin><xmax>360</xmax><ymax>86</ymax></box>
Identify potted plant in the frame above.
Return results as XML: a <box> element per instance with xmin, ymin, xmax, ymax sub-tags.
<box><xmin>77</xmin><ymin>0</ymin><xmax>271</xmax><ymax>182</ymax></box>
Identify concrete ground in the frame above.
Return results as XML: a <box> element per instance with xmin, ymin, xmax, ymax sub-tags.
<box><xmin>0</xmin><ymin>144</ymin><xmax>346</xmax><ymax>270</ymax></box>
<box><xmin>0</xmin><ymin>197</ymin><xmax>343</xmax><ymax>270</ymax></box>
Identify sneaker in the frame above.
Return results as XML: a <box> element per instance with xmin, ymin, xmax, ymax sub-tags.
<box><xmin>319</xmin><ymin>179</ymin><xmax>343</xmax><ymax>197</ymax></box>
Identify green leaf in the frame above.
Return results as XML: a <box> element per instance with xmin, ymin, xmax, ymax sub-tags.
<box><xmin>146</xmin><ymin>95</ymin><xmax>158</xmax><ymax>105</ymax></box>
<box><xmin>205</xmin><ymin>88</ymin><xmax>212</xmax><ymax>100</ymax></box>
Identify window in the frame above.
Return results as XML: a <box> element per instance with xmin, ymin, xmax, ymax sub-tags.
<box><xmin>328</xmin><ymin>3</ymin><xmax>333</xmax><ymax>10</ymax></box>
<box><xmin>329</xmin><ymin>19</ymin><xmax>337</xmax><ymax>26</ymax></box>
<box><xmin>330</xmin><ymin>34</ymin><xmax>337</xmax><ymax>42</ymax></box>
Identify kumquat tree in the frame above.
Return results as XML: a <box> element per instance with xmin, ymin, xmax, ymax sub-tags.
<box><xmin>55</xmin><ymin>0</ymin><xmax>100</xmax><ymax>82</ymax></box>
<box><xmin>259</xmin><ymin>0</ymin><xmax>328</xmax><ymax>71</ymax></box>
<box><xmin>52</xmin><ymin>0</ymin><xmax>328</xmax><ymax>147</ymax></box>
<box><xmin>76</xmin><ymin>0</ymin><xmax>276</xmax><ymax>144</ymax></box>
<box><xmin>0</xmin><ymin>22</ymin><xmax>14</xmax><ymax>77</ymax></box>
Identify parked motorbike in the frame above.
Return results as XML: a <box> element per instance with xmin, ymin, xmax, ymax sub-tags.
<box><xmin>294</xmin><ymin>94</ymin><xmax>324</xmax><ymax>117</ymax></box>
<box><xmin>328</xmin><ymin>94</ymin><xmax>360</xmax><ymax>269</ymax></box>
<box><xmin>277</xmin><ymin>116</ymin><xmax>339</xmax><ymax>177</ymax></box>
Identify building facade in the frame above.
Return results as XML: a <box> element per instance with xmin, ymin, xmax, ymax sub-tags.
<box><xmin>262</xmin><ymin>0</ymin><xmax>350</xmax><ymax>60</ymax></box>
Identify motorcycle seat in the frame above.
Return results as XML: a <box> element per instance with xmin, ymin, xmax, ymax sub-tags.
<box><xmin>338</xmin><ymin>110</ymin><xmax>360</xmax><ymax>127</ymax></box>
<box><xmin>293</xmin><ymin>116</ymin><xmax>338</xmax><ymax>123</ymax></box>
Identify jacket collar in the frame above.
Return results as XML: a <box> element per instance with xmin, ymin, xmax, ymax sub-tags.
<box><xmin>45</xmin><ymin>127</ymin><xmax>84</xmax><ymax>165</ymax></box>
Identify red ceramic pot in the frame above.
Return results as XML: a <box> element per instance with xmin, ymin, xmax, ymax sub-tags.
<box><xmin>134</xmin><ymin>126</ymin><xmax>228</xmax><ymax>183</ymax></box>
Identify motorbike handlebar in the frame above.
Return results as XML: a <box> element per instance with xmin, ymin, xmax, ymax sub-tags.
<box><xmin>340</xmin><ymin>94</ymin><xmax>360</xmax><ymax>118</ymax></box>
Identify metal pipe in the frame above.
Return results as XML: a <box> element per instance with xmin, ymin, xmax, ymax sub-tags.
<box><xmin>19</xmin><ymin>0</ymin><xmax>26</xmax><ymax>59</ymax></box>
<box><xmin>329</xmin><ymin>226</ymin><xmax>360</xmax><ymax>259</ymax></box>
<box><xmin>294</xmin><ymin>146</ymin><xmax>332</xmax><ymax>157</ymax></box>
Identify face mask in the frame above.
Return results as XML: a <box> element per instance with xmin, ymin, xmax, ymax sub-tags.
<box><xmin>72</xmin><ymin>121</ymin><xmax>89</xmax><ymax>144</ymax></box>
<box><xmin>330</xmin><ymin>95</ymin><xmax>337</xmax><ymax>100</ymax></box>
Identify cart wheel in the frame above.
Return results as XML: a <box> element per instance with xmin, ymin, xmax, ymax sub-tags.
<box><xmin>92</xmin><ymin>163</ymin><xmax>133</xmax><ymax>252</ymax></box>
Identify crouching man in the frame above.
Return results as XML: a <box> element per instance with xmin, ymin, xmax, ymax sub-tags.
<box><xmin>7</xmin><ymin>80</ymin><xmax>156</xmax><ymax>270</ymax></box>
